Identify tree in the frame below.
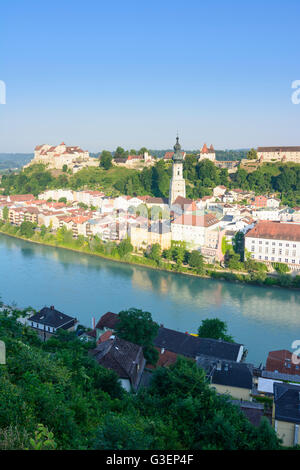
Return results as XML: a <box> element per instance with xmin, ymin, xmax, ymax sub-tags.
<box><xmin>147</xmin><ymin>244</ymin><xmax>161</xmax><ymax>263</ymax></box>
<box><xmin>197</xmin><ymin>318</ymin><xmax>234</xmax><ymax>343</ymax></box>
<box><xmin>62</xmin><ymin>164</ymin><xmax>68</xmax><ymax>172</ymax></box>
<box><xmin>232</xmin><ymin>231</ymin><xmax>245</xmax><ymax>261</ymax></box>
<box><xmin>19</xmin><ymin>221</ymin><xmax>35</xmax><ymax>238</ymax></box>
<box><xmin>188</xmin><ymin>250</ymin><xmax>204</xmax><ymax>273</ymax></box>
<box><xmin>247</xmin><ymin>148</ymin><xmax>258</xmax><ymax>160</ymax></box>
<box><xmin>272</xmin><ymin>262</ymin><xmax>290</xmax><ymax>274</ymax></box>
<box><xmin>114</xmin><ymin>308</ymin><xmax>159</xmax><ymax>365</ymax></box>
<box><xmin>117</xmin><ymin>238</ymin><xmax>133</xmax><ymax>258</ymax></box>
<box><xmin>100</xmin><ymin>151</ymin><xmax>113</xmax><ymax>170</ymax></box>
<box><xmin>58</xmin><ymin>197</ymin><xmax>67</xmax><ymax>204</ymax></box>
<box><xmin>114</xmin><ymin>147</ymin><xmax>127</xmax><ymax>159</ymax></box>
<box><xmin>139</xmin><ymin>147</ymin><xmax>148</xmax><ymax>155</ymax></box>
<box><xmin>2</xmin><ymin>206</ymin><xmax>9</xmax><ymax>221</ymax></box>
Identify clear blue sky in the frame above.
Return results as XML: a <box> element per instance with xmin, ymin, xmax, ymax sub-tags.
<box><xmin>0</xmin><ymin>0</ymin><xmax>300</xmax><ymax>152</ymax></box>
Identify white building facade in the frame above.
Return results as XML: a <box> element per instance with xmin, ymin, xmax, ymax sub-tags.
<box><xmin>245</xmin><ymin>221</ymin><xmax>300</xmax><ymax>270</ymax></box>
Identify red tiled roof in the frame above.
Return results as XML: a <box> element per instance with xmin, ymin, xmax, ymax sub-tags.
<box><xmin>97</xmin><ymin>330</ymin><xmax>113</xmax><ymax>344</ymax></box>
<box><xmin>9</xmin><ymin>194</ymin><xmax>35</xmax><ymax>202</ymax></box>
<box><xmin>173</xmin><ymin>213</ymin><xmax>219</xmax><ymax>227</ymax></box>
<box><xmin>95</xmin><ymin>312</ymin><xmax>119</xmax><ymax>330</ymax></box>
<box><xmin>147</xmin><ymin>347</ymin><xmax>178</xmax><ymax>370</ymax></box>
<box><xmin>245</xmin><ymin>221</ymin><xmax>300</xmax><ymax>242</ymax></box>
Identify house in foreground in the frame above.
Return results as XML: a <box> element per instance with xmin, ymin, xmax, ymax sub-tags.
<box><xmin>197</xmin><ymin>356</ymin><xmax>254</xmax><ymax>401</ymax></box>
<box><xmin>90</xmin><ymin>335</ymin><xmax>146</xmax><ymax>392</ymax></box>
<box><xmin>154</xmin><ymin>326</ymin><xmax>244</xmax><ymax>362</ymax></box>
<box><xmin>28</xmin><ymin>306</ymin><xmax>78</xmax><ymax>341</ymax></box>
<box><xmin>273</xmin><ymin>382</ymin><xmax>300</xmax><ymax>447</ymax></box>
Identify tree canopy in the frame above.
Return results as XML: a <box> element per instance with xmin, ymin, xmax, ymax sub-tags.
<box><xmin>197</xmin><ymin>318</ymin><xmax>235</xmax><ymax>343</ymax></box>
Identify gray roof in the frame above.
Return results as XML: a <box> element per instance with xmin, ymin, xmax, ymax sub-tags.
<box><xmin>28</xmin><ymin>306</ymin><xmax>77</xmax><ymax>329</ymax></box>
<box><xmin>154</xmin><ymin>327</ymin><xmax>242</xmax><ymax>361</ymax></box>
<box><xmin>274</xmin><ymin>382</ymin><xmax>300</xmax><ymax>424</ymax></box>
<box><xmin>262</xmin><ymin>370</ymin><xmax>300</xmax><ymax>383</ymax></box>
<box><xmin>197</xmin><ymin>356</ymin><xmax>253</xmax><ymax>389</ymax></box>
<box><xmin>90</xmin><ymin>336</ymin><xmax>145</xmax><ymax>391</ymax></box>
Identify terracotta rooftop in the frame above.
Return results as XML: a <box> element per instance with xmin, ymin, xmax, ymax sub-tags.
<box><xmin>245</xmin><ymin>221</ymin><xmax>300</xmax><ymax>242</ymax></box>
<box><xmin>173</xmin><ymin>213</ymin><xmax>219</xmax><ymax>227</ymax></box>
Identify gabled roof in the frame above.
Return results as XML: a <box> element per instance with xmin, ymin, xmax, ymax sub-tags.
<box><xmin>172</xmin><ymin>213</ymin><xmax>219</xmax><ymax>228</ymax></box>
<box><xmin>90</xmin><ymin>336</ymin><xmax>145</xmax><ymax>390</ymax></box>
<box><xmin>245</xmin><ymin>221</ymin><xmax>300</xmax><ymax>242</ymax></box>
<box><xmin>273</xmin><ymin>382</ymin><xmax>300</xmax><ymax>424</ymax></box>
<box><xmin>95</xmin><ymin>312</ymin><xmax>119</xmax><ymax>330</ymax></box>
<box><xmin>154</xmin><ymin>327</ymin><xmax>242</xmax><ymax>361</ymax></box>
<box><xmin>29</xmin><ymin>306</ymin><xmax>77</xmax><ymax>329</ymax></box>
<box><xmin>198</xmin><ymin>357</ymin><xmax>253</xmax><ymax>389</ymax></box>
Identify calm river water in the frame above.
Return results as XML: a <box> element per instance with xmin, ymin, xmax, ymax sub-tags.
<box><xmin>0</xmin><ymin>233</ymin><xmax>299</xmax><ymax>365</ymax></box>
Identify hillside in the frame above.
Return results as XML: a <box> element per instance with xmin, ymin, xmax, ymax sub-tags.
<box><xmin>0</xmin><ymin>305</ymin><xmax>280</xmax><ymax>450</ymax></box>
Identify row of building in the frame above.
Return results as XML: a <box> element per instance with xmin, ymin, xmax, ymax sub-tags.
<box><xmin>2</xmin><ymin>186</ymin><xmax>300</xmax><ymax>269</ymax></box>
<box><xmin>15</xmin><ymin>303</ymin><xmax>300</xmax><ymax>448</ymax></box>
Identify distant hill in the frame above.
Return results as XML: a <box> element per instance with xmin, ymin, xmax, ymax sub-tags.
<box><xmin>0</xmin><ymin>153</ymin><xmax>33</xmax><ymax>171</ymax></box>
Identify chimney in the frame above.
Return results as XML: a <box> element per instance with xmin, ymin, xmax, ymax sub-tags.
<box><xmin>50</xmin><ymin>305</ymin><xmax>54</xmax><ymax>310</ymax></box>
<box><xmin>92</xmin><ymin>317</ymin><xmax>95</xmax><ymax>329</ymax></box>
<box><xmin>216</xmin><ymin>361</ymin><xmax>222</xmax><ymax>371</ymax></box>
<box><xmin>161</xmin><ymin>348</ymin><xmax>165</xmax><ymax>354</ymax></box>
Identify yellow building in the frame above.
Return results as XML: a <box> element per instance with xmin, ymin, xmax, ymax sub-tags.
<box><xmin>198</xmin><ymin>357</ymin><xmax>253</xmax><ymax>401</ymax></box>
<box><xmin>273</xmin><ymin>382</ymin><xmax>300</xmax><ymax>447</ymax></box>
<box><xmin>130</xmin><ymin>221</ymin><xmax>172</xmax><ymax>251</ymax></box>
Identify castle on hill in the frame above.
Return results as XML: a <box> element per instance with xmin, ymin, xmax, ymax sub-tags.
<box><xmin>25</xmin><ymin>142</ymin><xmax>99</xmax><ymax>173</ymax></box>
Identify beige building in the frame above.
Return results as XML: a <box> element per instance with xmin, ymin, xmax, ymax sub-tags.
<box><xmin>257</xmin><ymin>146</ymin><xmax>300</xmax><ymax>164</ymax></box>
<box><xmin>171</xmin><ymin>213</ymin><xmax>220</xmax><ymax>250</ymax></box>
<box><xmin>129</xmin><ymin>221</ymin><xmax>172</xmax><ymax>251</ymax></box>
<box><xmin>197</xmin><ymin>358</ymin><xmax>253</xmax><ymax>401</ymax></box>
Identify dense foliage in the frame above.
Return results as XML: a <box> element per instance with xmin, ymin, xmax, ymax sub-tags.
<box><xmin>2</xmin><ymin>158</ymin><xmax>300</xmax><ymax>205</ymax></box>
<box><xmin>0</xmin><ymin>306</ymin><xmax>281</xmax><ymax>450</ymax></box>
<box><xmin>197</xmin><ymin>318</ymin><xmax>234</xmax><ymax>343</ymax></box>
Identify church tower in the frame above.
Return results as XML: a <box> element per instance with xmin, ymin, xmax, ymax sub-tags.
<box><xmin>169</xmin><ymin>135</ymin><xmax>186</xmax><ymax>205</ymax></box>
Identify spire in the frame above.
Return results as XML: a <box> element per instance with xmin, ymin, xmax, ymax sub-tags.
<box><xmin>202</xmin><ymin>143</ymin><xmax>208</xmax><ymax>153</ymax></box>
<box><xmin>173</xmin><ymin>134</ymin><xmax>183</xmax><ymax>162</ymax></box>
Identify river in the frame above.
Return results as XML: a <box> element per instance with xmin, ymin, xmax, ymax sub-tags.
<box><xmin>0</xmin><ymin>233</ymin><xmax>299</xmax><ymax>365</ymax></box>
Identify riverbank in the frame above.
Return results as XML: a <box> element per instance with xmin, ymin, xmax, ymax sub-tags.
<box><xmin>1</xmin><ymin>224</ymin><xmax>299</xmax><ymax>290</ymax></box>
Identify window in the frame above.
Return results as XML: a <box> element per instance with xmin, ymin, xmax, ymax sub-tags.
<box><xmin>265</xmin><ymin>256</ymin><xmax>268</xmax><ymax>260</ymax></box>
<box><xmin>285</xmin><ymin>259</ymin><xmax>289</xmax><ymax>263</ymax></box>
<box><xmin>259</xmin><ymin>241</ymin><xmax>262</xmax><ymax>245</ymax></box>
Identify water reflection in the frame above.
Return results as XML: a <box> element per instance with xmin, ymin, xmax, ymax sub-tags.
<box><xmin>0</xmin><ymin>233</ymin><xmax>300</xmax><ymax>348</ymax></box>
